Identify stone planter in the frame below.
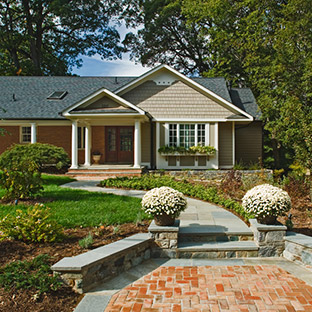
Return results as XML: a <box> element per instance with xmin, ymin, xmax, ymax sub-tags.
<box><xmin>154</xmin><ymin>214</ymin><xmax>175</xmax><ymax>226</ymax></box>
<box><xmin>257</xmin><ymin>215</ymin><xmax>277</xmax><ymax>225</ymax></box>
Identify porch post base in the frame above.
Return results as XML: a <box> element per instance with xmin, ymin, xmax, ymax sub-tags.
<box><xmin>132</xmin><ymin>164</ymin><xmax>141</xmax><ymax>169</ymax></box>
<box><xmin>84</xmin><ymin>162</ymin><xmax>91</xmax><ymax>167</ymax></box>
<box><xmin>70</xmin><ymin>165</ymin><xmax>79</xmax><ymax>169</ymax></box>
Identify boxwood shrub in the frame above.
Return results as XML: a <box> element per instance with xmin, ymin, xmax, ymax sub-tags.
<box><xmin>100</xmin><ymin>175</ymin><xmax>250</xmax><ymax>220</ymax></box>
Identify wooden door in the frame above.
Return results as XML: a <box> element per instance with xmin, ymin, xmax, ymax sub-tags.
<box><xmin>105</xmin><ymin>126</ymin><xmax>134</xmax><ymax>163</ymax></box>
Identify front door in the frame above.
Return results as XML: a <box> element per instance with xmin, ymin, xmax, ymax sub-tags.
<box><xmin>105</xmin><ymin>126</ymin><xmax>134</xmax><ymax>163</ymax></box>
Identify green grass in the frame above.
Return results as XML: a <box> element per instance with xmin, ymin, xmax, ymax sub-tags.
<box><xmin>0</xmin><ymin>175</ymin><xmax>148</xmax><ymax>229</ymax></box>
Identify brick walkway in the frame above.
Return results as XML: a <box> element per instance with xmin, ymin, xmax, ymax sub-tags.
<box><xmin>104</xmin><ymin>265</ymin><xmax>312</xmax><ymax>312</ymax></box>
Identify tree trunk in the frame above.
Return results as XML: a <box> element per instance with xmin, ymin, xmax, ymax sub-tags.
<box><xmin>271</xmin><ymin>138</ymin><xmax>281</xmax><ymax>169</ymax></box>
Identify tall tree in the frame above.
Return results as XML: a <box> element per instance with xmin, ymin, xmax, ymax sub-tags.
<box><xmin>123</xmin><ymin>0</ymin><xmax>211</xmax><ymax>75</ymax></box>
<box><xmin>0</xmin><ymin>0</ymin><xmax>124</xmax><ymax>75</ymax></box>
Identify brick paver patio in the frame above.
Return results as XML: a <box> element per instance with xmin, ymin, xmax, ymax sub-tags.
<box><xmin>104</xmin><ymin>265</ymin><xmax>312</xmax><ymax>312</ymax></box>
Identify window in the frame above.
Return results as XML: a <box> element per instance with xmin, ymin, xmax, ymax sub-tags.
<box><xmin>78</xmin><ymin>127</ymin><xmax>86</xmax><ymax>149</ymax></box>
<box><xmin>168</xmin><ymin>123</ymin><xmax>207</xmax><ymax>148</ymax></box>
<box><xmin>21</xmin><ymin>126</ymin><xmax>31</xmax><ymax>143</ymax></box>
<box><xmin>47</xmin><ymin>91</ymin><xmax>68</xmax><ymax>100</ymax></box>
<box><xmin>179</xmin><ymin>124</ymin><xmax>195</xmax><ymax>148</ymax></box>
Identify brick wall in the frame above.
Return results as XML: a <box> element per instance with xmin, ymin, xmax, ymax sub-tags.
<box><xmin>37</xmin><ymin>126</ymin><xmax>71</xmax><ymax>157</ymax></box>
<box><xmin>0</xmin><ymin>126</ymin><xmax>20</xmax><ymax>154</ymax></box>
<box><xmin>92</xmin><ymin>126</ymin><xmax>105</xmax><ymax>164</ymax></box>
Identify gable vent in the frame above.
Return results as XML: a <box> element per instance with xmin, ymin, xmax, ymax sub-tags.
<box><xmin>47</xmin><ymin>91</ymin><xmax>68</xmax><ymax>100</ymax></box>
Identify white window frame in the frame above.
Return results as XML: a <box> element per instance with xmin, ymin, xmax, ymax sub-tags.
<box><xmin>20</xmin><ymin>126</ymin><xmax>31</xmax><ymax>143</ymax></box>
<box><xmin>166</xmin><ymin>123</ymin><xmax>210</xmax><ymax>147</ymax></box>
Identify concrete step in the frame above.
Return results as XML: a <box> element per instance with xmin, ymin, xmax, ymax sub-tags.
<box><xmin>176</xmin><ymin>241</ymin><xmax>259</xmax><ymax>259</ymax></box>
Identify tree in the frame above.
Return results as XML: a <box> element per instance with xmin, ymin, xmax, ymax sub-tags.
<box><xmin>0</xmin><ymin>0</ymin><xmax>124</xmax><ymax>75</ymax></box>
<box><xmin>123</xmin><ymin>0</ymin><xmax>212</xmax><ymax>75</ymax></box>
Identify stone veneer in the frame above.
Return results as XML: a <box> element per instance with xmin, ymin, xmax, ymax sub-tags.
<box><xmin>166</xmin><ymin>169</ymin><xmax>273</xmax><ymax>181</ymax></box>
<box><xmin>148</xmin><ymin>220</ymin><xmax>179</xmax><ymax>258</ymax></box>
<box><xmin>250</xmin><ymin>219</ymin><xmax>287</xmax><ymax>257</ymax></box>
<box><xmin>51</xmin><ymin>233</ymin><xmax>152</xmax><ymax>293</ymax></box>
<box><xmin>284</xmin><ymin>232</ymin><xmax>312</xmax><ymax>270</ymax></box>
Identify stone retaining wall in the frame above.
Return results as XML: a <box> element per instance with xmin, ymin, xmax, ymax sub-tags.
<box><xmin>51</xmin><ymin>233</ymin><xmax>152</xmax><ymax>293</ymax></box>
<box><xmin>165</xmin><ymin>169</ymin><xmax>273</xmax><ymax>181</ymax></box>
<box><xmin>250</xmin><ymin>219</ymin><xmax>287</xmax><ymax>257</ymax></box>
<box><xmin>283</xmin><ymin>232</ymin><xmax>312</xmax><ymax>270</ymax></box>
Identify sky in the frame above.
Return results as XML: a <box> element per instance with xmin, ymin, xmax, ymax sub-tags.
<box><xmin>72</xmin><ymin>23</ymin><xmax>151</xmax><ymax>77</ymax></box>
<box><xmin>71</xmin><ymin>54</ymin><xmax>150</xmax><ymax>77</ymax></box>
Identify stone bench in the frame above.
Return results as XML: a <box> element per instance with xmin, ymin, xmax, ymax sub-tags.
<box><xmin>284</xmin><ymin>232</ymin><xmax>312</xmax><ymax>269</ymax></box>
<box><xmin>51</xmin><ymin>233</ymin><xmax>152</xmax><ymax>293</ymax></box>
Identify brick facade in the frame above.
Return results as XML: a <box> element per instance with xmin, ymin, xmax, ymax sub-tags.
<box><xmin>91</xmin><ymin>126</ymin><xmax>105</xmax><ymax>164</ymax></box>
<box><xmin>0</xmin><ymin>126</ymin><xmax>20</xmax><ymax>154</ymax></box>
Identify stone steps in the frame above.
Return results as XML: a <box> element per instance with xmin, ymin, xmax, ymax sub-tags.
<box><xmin>176</xmin><ymin>241</ymin><xmax>259</xmax><ymax>259</ymax></box>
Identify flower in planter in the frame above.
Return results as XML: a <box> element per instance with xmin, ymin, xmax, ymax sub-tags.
<box><xmin>141</xmin><ymin>186</ymin><xmax>187</xmax><ymax>218</ymax></box>
<box><xmin>242</xmin><ymin>184</ymin><xmax>291</xmax><ymax>221</ymax></box>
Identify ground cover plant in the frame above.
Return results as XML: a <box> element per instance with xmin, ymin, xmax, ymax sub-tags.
<box><xmin>0</xmin><ymin>175</ymin><xmax>150</xmax><ymax>312</ymax></box>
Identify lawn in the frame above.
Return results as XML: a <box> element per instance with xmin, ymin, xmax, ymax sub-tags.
<box><xmin>0</xmin><ymin>174</ymin><xmax>148</xmax><ymax>228</ymax></box>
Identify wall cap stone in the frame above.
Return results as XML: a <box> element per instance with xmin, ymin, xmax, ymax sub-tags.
<box><xmin>285</xmin><ymin>232</ymin><xmax>312</xmax><ymax>248</ymax></box>
<box><xmin>249</xmin><ymin>219</ymin><xmax>287</xmax><ymax>231</ymax></box>
<box><xmin>51</xmin><ymin>233</ymin><xmax>151</xmax><ymax>272</ymax></box>
<box><xmin>148</xmin><ymin>220</ymin><xmax>180</xmax><ymax>233</ymax></box>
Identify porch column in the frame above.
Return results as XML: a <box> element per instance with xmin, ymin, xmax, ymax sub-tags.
<box><xmin>71</xmin><ymin>120</ymin><xmax>78</xmax><ymax>169</ymax></box>
<box><xmin>134</xmin><ymin>120</ymin><xmax>141</xmax><ymax>168</ymax></box>
<box><xmin>30</xmin><ymin>123</ymin><xmax>37</xmax><ymax>143</ymax></box>
<box><xmin>84</xmin><ymin>125</ymin><xmax>91</xmax><ymax>166</ymax></box>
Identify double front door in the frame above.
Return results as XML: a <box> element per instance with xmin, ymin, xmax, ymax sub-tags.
<box><xmin>105</xmin><ymin>126</ymin><xmax>134</xmax><ymax>163</ymax></box>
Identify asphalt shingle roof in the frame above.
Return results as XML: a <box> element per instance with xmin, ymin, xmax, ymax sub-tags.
<box><xmin>0</xmin><ymin>76</ymin><xmax>259</xmax><ymax>120</ymax></box>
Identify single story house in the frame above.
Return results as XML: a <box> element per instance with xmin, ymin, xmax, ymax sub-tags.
<box><xmin>0</xmin><ymin>65</ymin><xmax>262</xmax><ymax>171</ymax></box>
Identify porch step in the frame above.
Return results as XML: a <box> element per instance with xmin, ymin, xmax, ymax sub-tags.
<box><xmin>176</xmin><ymin>241</ymin><xmax>259</xmax><ymax>259</ymax></box>
<box><xmin>66</xmin><ymin>167</ymin><xmax>144</xmax><ymax>179</ymax></box>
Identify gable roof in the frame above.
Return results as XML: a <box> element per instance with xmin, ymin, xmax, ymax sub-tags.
<box><xmin>0</xmin><ymin>66</ymin><xmax>259</xmax><ymax>121</ymax></box>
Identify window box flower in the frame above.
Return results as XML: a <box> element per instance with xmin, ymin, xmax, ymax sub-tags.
<box><xmin>158</xmin><ymin>145</ymin><xmax>216</xmax><ymax>156</ymax></box>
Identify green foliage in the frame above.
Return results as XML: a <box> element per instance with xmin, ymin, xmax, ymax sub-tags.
<box><xmin>0</xmin><ymin>143</ymin><xmax>70</xmax><ymax>172</ymax></box>
<box><xmin>0</xmin><ymin>254</ymin><xmax>62</xmax><ymax>294</ymax></box>
<box><xmin>78</xmin><ymin>232</ymin><xmax>94</xmax><ymax>249</ymax></box>
<box><xmin>0</xmin><ymin>204</ymin><xmax>64</xmax><ymax>243</ymax></box>
<box><xmin>0</xmin><ymin>159</ymin><xmax>42</xmax><ymax>200</ymax></box>
<box><xmin>100</xmin><ymin>175</ymin><xmax>251</xmax><ymax>220</ymax></box>
<box><xmin>158</xmin><ymin>144</ymin><xmax>215</xmax><ymax>155</ymax></box>
<box><xmin>0</xmin><ymin>0</ymin><xmax>124</xmax><ymax>75</ymax></box>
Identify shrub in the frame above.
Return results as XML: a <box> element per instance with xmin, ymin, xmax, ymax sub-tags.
<box><xmin>0</xmin><ymin>254</ymin><xmax>62</xmax><ymax>294</ymax></box>
<box><xmin>0</xmin><ymin>143</ymin><xmax>70</xmax><ymax>173</ymax></box>
<box><xmin>142</xmin><ymin>186</ymin><xmax>187</xmax><ymax>217</ymax></box>
<box><xmin>0</xmin><ymin>204</ymin><xmax>64</xmax><ymax>243</ymax></box>
<box><xmin>0</xmin><ymin>159</ymin><xmax>43</xmax><ymax>200</ymax></box>
<box><xmin>242</xmin><ymin>184</ymin><xmax>291</xmax><ymax>219</ymax></box>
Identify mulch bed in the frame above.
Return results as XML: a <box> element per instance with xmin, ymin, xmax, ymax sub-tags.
<box><xmin>0</xmin><ymin>222</ymin><xmax>149</xmax><ymax>312</ymax></box>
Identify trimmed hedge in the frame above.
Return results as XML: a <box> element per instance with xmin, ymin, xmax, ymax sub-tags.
<box><xmin>0</xmin><ymin>143</ymin><xmax>70</xmax><ymax>172</ymax></box>
<box><xmin>100</xmin><ymin>175</ymin><xmax>251</xmax><ymax>221</ymax></box>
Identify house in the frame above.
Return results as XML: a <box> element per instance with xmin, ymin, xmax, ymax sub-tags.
<box><xmin>0</xmin><ymin>65</ymin><xmax>262</xmax><ymax>172</ymax></box>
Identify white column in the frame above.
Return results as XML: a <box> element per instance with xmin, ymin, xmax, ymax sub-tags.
<box><xmin>84</xmin><ymin>125</ymin><xmax>91</xmax><ymax>167</ymax></box>
<box><xmin>30</xmin><ymin>123</ymin><xmax>37</xmax><ymax>143</ymax></box>
<box><xmin>71</xmin><ymin>120</ymin><xmax>78</xmax><ymax>169</ymax></box>
<box><xmin>156</xmin><ymin>122</ymin><xmax>160</xmax><ymax>169</ymax></box>
<box><xmin>134</xmin><ymin>120</ymin><xmax>141</xmax><ymax>168</ymax></box>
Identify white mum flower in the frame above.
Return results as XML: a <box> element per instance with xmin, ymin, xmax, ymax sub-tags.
<box><xmin>142</xmin><ymin>186</ymin><xmax>187</xmax><ymax>217</ymax></box>
<box><xmin>242</xmin><ymin>184</ymin><xmax>291</xmax><ymax>218</ymax></box>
